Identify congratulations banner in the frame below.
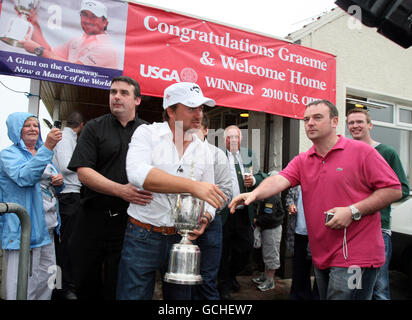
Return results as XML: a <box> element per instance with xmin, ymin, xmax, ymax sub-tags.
<box><xmin>0</xmin><ymin>0</ymin><xmax>336</xmax><ymax>118</ymax></box>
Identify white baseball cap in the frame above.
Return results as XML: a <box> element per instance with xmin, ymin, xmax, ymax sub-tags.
<box><xmin>80</xmin><ymin>0</ymin><xmax>107</xmax><ymax>18</ymax></box>
<box><xmin>163</xmin><ymin>82</ymin><xmax>216</xmax><ymax>110</ymax></box>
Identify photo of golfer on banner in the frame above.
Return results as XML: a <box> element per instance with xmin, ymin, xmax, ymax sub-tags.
<box><xmin>0</xmin><ymin>0</ymin><xmax>127</xmax><ymax>70</ymax></box>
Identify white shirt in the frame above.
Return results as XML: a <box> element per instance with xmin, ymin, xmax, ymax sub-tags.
<box><xmin>126</xmin><ymin>122</ymin><xmax>216</xmax><ymax>227</ymax></box>
<box><xmin>40</xmin><ymin>163</ymin><xmax>59</xmax><ymax>229</ymax></box>
<box><xmin>226</xmin><ymin>149</ymin><xmax>256</xmax><ymax>209</ymax></box>
<box><xmin>227</xmin><ymin>150</ymin><xmax>245</xmax><ymax>200</ymax></box>
<box><xmin>205</xmin><ymin>141</ymin><xmax>232</xmax><ymax>208</ymax></box>
<box><xmin>53</xmin><ymin>127</ymin><xmax>81</xmax><ymax>193</ymax></box>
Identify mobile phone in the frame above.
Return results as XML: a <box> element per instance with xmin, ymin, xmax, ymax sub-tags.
<box><xmin>53</xmin><ymin>120</ymin><xmax>62</xmax><ymax>129</ymax></box>
<box><xmin>325</xmin><ymin>212</ymin><xmax>334</xmax><ymax>223</ymax></box>
<box><xmin>42</xmin><ymin>119</ymin><xmax>61</xmax><ymax>129</ymax></box>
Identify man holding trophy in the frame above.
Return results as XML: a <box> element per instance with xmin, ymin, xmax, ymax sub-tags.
<box><xmin>116</xmin><ymin>82</ymin><xmax>226</xmax><ymax>300</ymax></box>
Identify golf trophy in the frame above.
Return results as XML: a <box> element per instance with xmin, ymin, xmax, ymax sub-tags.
<box><xmin>1</xmin><ymin>0</ymin><xmax>40</xmax><ymax>47</ymax></box>
<box><xmin>164</xmin><ymin>192</ymin><xmax>205</xmax><ymax>285</ymax></box>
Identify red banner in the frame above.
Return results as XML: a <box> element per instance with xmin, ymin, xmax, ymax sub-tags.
<box><xmin>124</xmin><ymin>3</ymin><xmax>336</xmax><ymax>119</ymax></box>
<box><xmin>0</xmin><ymin>0</ymin><xmax>335</xmax><ymax>119</ymax></box>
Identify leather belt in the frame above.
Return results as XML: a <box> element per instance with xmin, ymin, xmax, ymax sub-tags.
<box><xmin>129</xmin><ymin>217</ymin><xmax>176</xmax><ymax>235</ymax></box>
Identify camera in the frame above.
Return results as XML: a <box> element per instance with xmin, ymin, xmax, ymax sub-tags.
<box><xmin>324</xmin><ymin>212</ymin><xmax>334</xmax><ymax>223</ymax></box>
<box><xmin>53</xmin><ymin>120</ymin><xmax>62</xmax><ymax>129</ymax></box>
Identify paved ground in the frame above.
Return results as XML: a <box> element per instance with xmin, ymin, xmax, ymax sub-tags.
<box><xmin>222</xmin><ymin>275</ymin><xmax>292</xmax><ymax>300</ymax></box>
<box><xmin>153</xmin><ymin>274</ymin><xmax>291</xmax><ymax>300</ymax></box>
<box><xmin>154</xmin><ymin>270</ymin><xmax>412</xmax><ymax>300</ymax></box>
<box><xmin>389</xmin><ymin>270</ymin><xmax>412</xmax><ymax>300</ymax></box>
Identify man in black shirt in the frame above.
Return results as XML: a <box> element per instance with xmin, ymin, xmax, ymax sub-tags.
<box><xmin>68</xmin><ymin>76</ymin><xmax>152</xmax><ymax>300</ymax></box>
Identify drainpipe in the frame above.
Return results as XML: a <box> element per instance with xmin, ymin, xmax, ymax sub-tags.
<box><xmin>0</xmin><ymin>203</ymin><xmax>31</xmax><ymax>300</ymax></box>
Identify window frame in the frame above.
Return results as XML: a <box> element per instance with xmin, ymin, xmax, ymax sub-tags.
<box><xmin>397</xmin><ymin>106</ymin><xmax>412</xmax><ymax>129</ymax></box>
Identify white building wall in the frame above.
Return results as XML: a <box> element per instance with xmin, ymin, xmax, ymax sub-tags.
<box><xmin>289</xmin><ymin>9</ymin><xmax>412</xmax><ymax>153</ymax></box>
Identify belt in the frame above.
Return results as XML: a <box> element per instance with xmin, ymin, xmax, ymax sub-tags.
<box><xmin>129</xmin><ymin>217</ymin><xmax>176</xmax><ymax>235</ymax></box>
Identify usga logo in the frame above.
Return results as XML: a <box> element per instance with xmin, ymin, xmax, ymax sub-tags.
<box><xmin>140</xmin><ymin>64</ymin><xmax>198</xmax><ymax>82</ymax></box>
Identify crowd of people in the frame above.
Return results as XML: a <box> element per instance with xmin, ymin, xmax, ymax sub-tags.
<box><xmin>0</xmin><ymin>75</ymin><xmax>408</xmax><ymax>301</ymax></box>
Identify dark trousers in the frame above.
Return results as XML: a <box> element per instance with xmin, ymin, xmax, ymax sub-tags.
<box><xmin>218</xmin><ymin>207</ymin><xmax>253</xmax><ymax>295</ymax></box>
<box><xmin>55</xmin><ymin>193</ymin><xmax>81</xmax><ymax>292</ymax></box>
<box><xmin>290</xmin><ymin>233</ymin><xmax>319</xmax><ymax>300</ymax></box>
<box><xmin>116</xmin><ymin>222</ymin><xmax>191</xmax><ymax>300</ymax></box>
<box><xmin>192</xmin><ymin>215</ymin><xmax>223</xmax><ymax>300</ymax></box>
<box><xmin>70</xmin><ymin>206</ymin><xmax>127</xmax><ymax>300</ymax></box>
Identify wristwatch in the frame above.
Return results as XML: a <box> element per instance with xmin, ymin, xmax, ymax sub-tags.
<box><xmin>203</xmin><ymin>213</ymin><xmax>212</xmax><ymax>225</ymax></box>
<box><xmin>34</xmin><ymin>46</ymin><xmax>45</xmax><ymax>57</ymax></box>
<box><xmin>349</xmin><ymin>205</ymin><xmax>362</xmax><ymax>221</ymax></box>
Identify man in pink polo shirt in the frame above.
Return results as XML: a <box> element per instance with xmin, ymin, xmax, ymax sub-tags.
<box><xmin>21</xmin><ymin>0</ymin><xmax>119</xmax><ymax>69</ymax></box>
<box><xmin>229</xmin><ymin>100</ymin><xmax>402</xmax><ymax>300</ymax></box>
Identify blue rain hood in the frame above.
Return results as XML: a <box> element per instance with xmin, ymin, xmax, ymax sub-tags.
<box><xmin>6</xmin><ymin>112</ymin><xmax>44</xmax><ymax>151</ymax></box>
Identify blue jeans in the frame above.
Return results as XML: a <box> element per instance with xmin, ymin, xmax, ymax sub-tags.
<box><xmin>314</xmin><ymin>266</ymin><xmax>378</xmax><ymax>300</ymax></box>
<box><xmin>192</xmin><ymin>215</ymin><xmax>222</xmax><ymax>300</ymax></box>
<box><xmin>116</xmin><ymin>221</ymin><xmax>191</xmax><ymax>300</ymax></box>
<box><xmin>373</xmin><ymin>232</ymin><xmax>392</xmax><ymax>300</ymax></box>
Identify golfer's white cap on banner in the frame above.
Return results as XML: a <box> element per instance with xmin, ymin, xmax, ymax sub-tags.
<box><xmin>81</xmin><ymin>0</ymin><xmax>108</xmax><ymax>18</ymax></box>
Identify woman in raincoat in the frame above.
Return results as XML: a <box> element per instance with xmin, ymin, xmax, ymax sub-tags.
<box><xmin>0</xmin><ymin>112</ymin><xmax>63</xmax><ymax>300</ymax></box>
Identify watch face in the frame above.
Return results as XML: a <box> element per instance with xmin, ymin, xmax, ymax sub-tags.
<box><xmin>34</xmin><ymin>47</ymin><xmax>44</xmax><ymax>56</ymax></box>
<box><xmin>351</xmin><ymin>206</ymin><xmax>361</xmax><ymax>220</ymax></box>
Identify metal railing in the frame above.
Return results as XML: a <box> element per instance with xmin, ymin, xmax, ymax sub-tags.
<box><xmin>0</xmin><ymin>203</ymin><xmax>31</xmax><ymax>300</ymax></box>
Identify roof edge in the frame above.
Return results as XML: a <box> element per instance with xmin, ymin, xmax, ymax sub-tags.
<box><xmin>286</xmin><ymin>7</ymin><xmax>346</xmax><ymax>42</ymax></box>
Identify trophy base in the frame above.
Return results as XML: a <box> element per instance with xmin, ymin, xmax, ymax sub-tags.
<box><xmin>164</xmin><ymin>272</ymin><xmax>203</xmax><ymax>285</ymax></box>
<box><xmin>164</xmin><ymin>243</ymin><xmax>203</xmax><ymax>285</ymax></box>
<box><xmin>1</xmin><ymin>37</ymin><xmax>24</xmax><ymax>48</ymax></box>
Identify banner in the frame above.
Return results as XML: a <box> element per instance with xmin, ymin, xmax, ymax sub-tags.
<box><xmin>0</xmin><ymin>0</ymin><xmax>336</xmax><ymax>118</ymax></box>
<box><xmin>0</xmin><ymin>0</ymin><xmax>126</xmax><ymax>88</ymax></box>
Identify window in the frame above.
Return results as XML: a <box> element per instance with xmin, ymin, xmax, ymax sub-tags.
<box><xmin>370</xmin><ymin>126</ymin><xmax>410</xmax><ymax>178</ymax></box>
<box><xmin>367</xmin><ymin>99</ymin><xmax>394</xmax><ymax>124</ymax></box>
<box><xmin>399</xmin><ymin>107</ymin><xmax>412</xmax><ymax>127</ymax></box>
<box><xmin>345</xmin><ymin>95</ymin><xmax>412</xmax><ymax>182</ymax></box>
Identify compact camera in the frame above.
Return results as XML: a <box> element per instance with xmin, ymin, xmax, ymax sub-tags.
<box><xmin>53</xmin><ymin>120</ymin><xmax>62</xmax><ymax>129</ymax></box>
<box><xmin>42</xmin><ymin>119</ymin><xmax>62</xmax><ymax>130</ymax></box>
<box><xmin>324</xmin><ymin>212</ymin><xmax>334</xmax><ymax>223</ymax></box>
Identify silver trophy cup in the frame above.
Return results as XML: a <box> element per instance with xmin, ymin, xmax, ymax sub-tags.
<box><xmin>1</xmin><ymin>0</ymin><xmax>39</xmax><ymax>47</ymax></box>
<box><xmin>164</xmin><ymin>193</ymin><xmax>205</xmax><ymax>285</ymax></box>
